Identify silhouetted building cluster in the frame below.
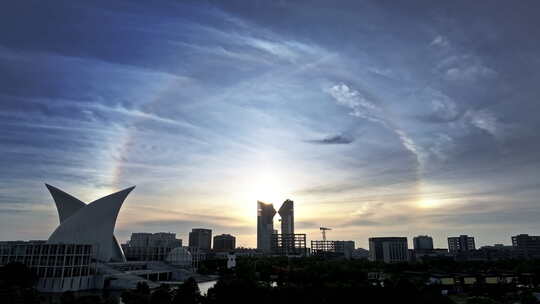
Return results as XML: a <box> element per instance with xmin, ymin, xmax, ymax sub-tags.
<box><xmin>257</xmin><ymin>199</ymin><xmax>308</xmax><ymax>256</ymax></box>
<box><xmin>365</xmin><ymin>233</ymin><xmax>540</xmax><ymax>263</ymax></box>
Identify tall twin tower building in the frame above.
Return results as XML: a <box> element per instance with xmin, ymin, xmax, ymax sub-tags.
<box><xmin>257</xmin><ymin>199</ymin><xmax>294</xmax><ymax>252</ymax></box>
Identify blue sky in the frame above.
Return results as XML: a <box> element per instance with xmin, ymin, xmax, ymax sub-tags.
<box><xmin>1</xmin><ymin>0</ymin><xmax>540</xmax><ymax>248</ymax></box>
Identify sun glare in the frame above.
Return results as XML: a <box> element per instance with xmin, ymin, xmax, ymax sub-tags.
<box><xmin>417</xmin><ymin>199</ymin><xmax>442</xmax><ymax>209</ymax></box>
<box><xmin>245</xmin><ymin>171</ymin><xmax>289</xmax><ymax>205</ymax></box>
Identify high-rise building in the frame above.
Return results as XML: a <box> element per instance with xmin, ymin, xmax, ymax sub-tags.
<box><xmin>413</xmin><ymin>235</ymin><xmax>434</xmax><ymax>251</ymax></box>
<box><xmin>512</xmin><ymin>234</ymin><xmax>540</xmax><ymax>258</ymax></box>
<box><xmin>278</xmin><ymin>199</ymin><xmax>294</xmax><ymax>234</ymax></box>
<box><xmin>213</xmin><ymin>234</ymin><xmax>236</xmax><ymax>251</ymax></box>
<box><xmin>369</xmin><ymin>237</ymin><xmax>408</xmax><ymax>263</ymax></box>
<box><xmin>448</xmin><ymin>235</ymin><xmax>475</xmax><ymax>252</ymax></box>
<box><xmin>189</xmin><ymin>228</ymin><xmax>212</xmax><ymax>250</ymax></box>
<box><xmin>257</xmin><ymin>201</ymin><xmax>276</xmax><ymax>253</ymax></box>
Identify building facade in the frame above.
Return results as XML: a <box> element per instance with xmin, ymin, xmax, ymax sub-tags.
<box><xmin>122</xmin><ymin>247</ymin><xmax>178</xmax><ymax>262</ymax></box>
<box><xmin>311</xmin><ymin>240</ymin><xmax>355</xmax><ymax>259</ymax></box>
<box><xmin>213</xmin><ymin>234</ymin><xmax>236</xmax><ymax>252</ymax></box>
<box><xmin>512</xmin><ymin>234</ymin><xmax>540</xmax><ymax>258</ymax></box>
<box><xmin>271</xmin><ymin>234</ymin><xmax>307</xmax><ymax>256</ymax></box>
<box><xmin>0</xmin><ymin>241</ymin><xmax>99</xmax><ymax>292</ymax></box>
<box><xmin>369</xmin><ymin>237</ymin><xmax>408</xmax><ymax>263</ymax></box>
<box><xmin>448</xmin><ymin>235</ymin><xmax>475</xmax><ymax>252</ymax></box>
<box><xmin>122</xmin><ymin>232</ymin><xmax>182</xmax><ymax>261</ymax></box>
<box><xmin>413</xmin><ymin>235</ymin><xmax>434</xmax><ymax>251</ymax></box>
<box><xmin>278</xmin><ymin>199</ymin><xmax>294</xmax><ymax>235</ymax></box>
<box><xmin>257</xmin><ymin>201</ymin><xmax>276</xmax><ymax>253</ymax></box>
<box><xmin>335</xmin><ymin>241</ymin><xmax>355</xmax><ymax>259</ymax></box>
<box><xmin>128</xmin><ymin>232</ymin><xmax>182</xmax><ymax>248</ymax></box>
<box><xmin>188</xmin><ymin>229</ymin><xmax>212</xmax><ymax>250</ymax></box>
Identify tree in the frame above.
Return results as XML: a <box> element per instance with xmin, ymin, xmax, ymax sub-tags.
<box><xmin>520</xmin><ymin>291</ymin><xmax>539</xmax><ymax>304</ymax></box>
<box><xmin>150</xmin><ymin>285</ymin><xmax>171</xmax><ymax>304</ymax></box>
<box><xmin>466</xmin><ymin>296</ymin><xmax>501</xmax><ymax>304</ymax></box>
<box><xmin>136</xmin><ymin>282</ymin><xmax>151</xmax><ymax>295</ymax></box>
<box><xmin>173</xmin><ymin>277</ymin><xmax>201</xmax><ymax>304</ymax></box>
<box><xmin>0</xmin><ymin>262</ymin><xmax>37</xmax><ymax>288</ymax></box>
<box><xmin>121</xmin><ymin>281</ymin><xmax>151</xmax><ymax>304</ymax></box>
<box><xmin>60</xmin><ymin>291</ymin><xmax>76</xmax><ymax>304</ymax></box>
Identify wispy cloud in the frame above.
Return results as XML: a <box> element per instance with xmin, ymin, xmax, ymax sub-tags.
<box><xmin>430</xmin><ymin>93</ymin><xmax>459</xmax><ymax>121</ymax></box>
<box><xmin>446</xmin><ymin>65</ymin><xmax>497</xmax><ymax>81</ymax></box>
<box><xmin>327</xmin><ymin>83</ymin><xmax>423</xmax><ymax>164</ymax></box>
<box><xmin>326</xmin><ymin>83</ymin><xmax>381</xmax><ymax>122</ymax></box>
<box><xmin>430</xmin><ymin>35</ymin><xmax>450</xmax><ymax>48</ymax></box>
<box><xmin>464</xmin><ymin>109</ymin><xmax>500</xmax><ymax>137</ymax></box>
<box><xmin>90</xmin><ymin>103</ymin><xmax>197</xmax><ymax>129</ymax></box>
<box><xmin>437</xmin><ymin>55</ymin><xmax>497</xmax><ymax>82</ymax></box>
<box><xmin>2</xmin><ymin>0</ymin><xmax>540</xmax><ymax>247</ymax></box>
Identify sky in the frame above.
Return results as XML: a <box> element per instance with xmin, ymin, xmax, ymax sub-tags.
<box><xmin>1</xmin><ymin>0</ymin><xmax>540</xmax><ymax>249</ymax></box>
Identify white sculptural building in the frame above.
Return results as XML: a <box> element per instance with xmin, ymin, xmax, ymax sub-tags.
<box><xmin>0</xmin><ymin>184</ymin><xmax>194</xmax><ymax>292</ymax></box>
<box><xmin>0</xmin><ymin>184</ymin><xmax>136</xmax><ymax>292</ymax></box>
<box><xmin>46</xmin><ymin>184</ymin><xmax>133</xmax><ymax>262</ymax></box>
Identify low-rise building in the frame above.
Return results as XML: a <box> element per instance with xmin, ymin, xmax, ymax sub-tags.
<box><xmin>368</xmin><ymin>237</ymin><xmax>408</xmax><ymax>263</ymax></box>
<box><xmin>0</xmin><ymin>241</ymin><xmax>99</xmax><ymax>292</ymax></box>
<box><xmin>272</xmin><ymin>234</ymin><xmax>307</xmax><ymax>256</ymax></box>
<box><xmin>311</xmin><ymin>240</ymin><xmax>354</xmax><ymax>259</ymax></box>
<box><xmin>414</xmin><ymin>248</ymin><xmax>452</xmax><ymax>262</ymax></box>
<box><xmin>122</xmin><ymin>232</ymin><xmax>182</xmax><ymax>261</ymax></box>
<box><xmin>213</xmin><ymin>234</ymin><xmax>236</xmax><ymax>252</ymax></box>
<box><xmin>351</xmin><ymin>248</ymin><xmax>369</xmax><ymax>259</ymax></box>
<box><xmin>413</xmin><ymin>235</ymin><xmax>434</xmax><ymax>251</ymax></box>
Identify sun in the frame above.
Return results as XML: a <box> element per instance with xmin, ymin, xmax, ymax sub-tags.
<box><xmin>417</xmin><ymin>199</ymin><xmax>442</xmax><ymax>209</ymax></box>
<box><xmin>244</xmin><ymin>171</ymin><xmax>288</xmax><ymax>205</ymax></box>
<box><xmin>229</xmin><ymin>161</ymin><xmax>301</xmax><ymax>221</ymax></box>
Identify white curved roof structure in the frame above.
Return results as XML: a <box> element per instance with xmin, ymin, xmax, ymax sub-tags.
<box><xmin>165</xmin><ymin>247</ymin><xmax>192</xmax><ymax>266</ymax></box>
<box><xmin>46</xmin><ymin>184</ymin><xmax>134</xmax><ymax>262</ymax></box>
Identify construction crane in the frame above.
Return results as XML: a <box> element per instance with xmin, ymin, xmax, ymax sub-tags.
<box><xmin>320</xmin><ymin>227</ymin><xmax>332</xmax><ymax>241</ymax></box>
